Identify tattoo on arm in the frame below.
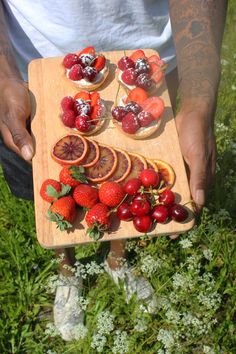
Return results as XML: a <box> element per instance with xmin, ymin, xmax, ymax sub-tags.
<box><xmin>169</xmin><ymin>0</ymin><xmax>228</xmax><ymax>107</ymax></box>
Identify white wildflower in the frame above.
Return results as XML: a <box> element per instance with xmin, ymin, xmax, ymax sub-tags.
<box><xmin>157</xmin><ymin>329</ymin><xmax>175</xmax><ymax>349</ymax></box>
<box><xmin>215</xmin><ymin>122</ymin><xmax>228</xmax><ymax>133</ymax></box>
<box><xmin>91</xmin><ymin>333</ymin><xmax>107</xmax><ymax>353</ymax></box>
<box><xmin>197</xmin><ymin>291</ymin><xmax>221</xmax><ymax>310</ymax></box>
<box><xmin>74</xmin><ymin>262</ymin><xmax>87</xmax><ymax>279</ymax></box>
<box><xmin>73</xmin><ymin>323</ymin><xmax>88</xmax><ymax>340</ymax></box>
<box><xmin>165</xmin><ymin>309</ymin><xmax>181</xmax><ymax>324</ymax></box>
<box><xmin>46</xmin><ymin>274</ymin><xmax>61</xmax><ymax>294</ymax></box>
<box><xmin>203</xmin><ymin>345</ymin><xmax>216</xmax><ymax>354</ymax></box>
<box><xmin>97</xmin><ymin>310</ymin><xmax>115</xmax><ymax>335</ymax></box>
<box><xmin>134</xmin><ymin>316</ymin><xmax>148</xmax><ymax>332</ymax></box>
<box><xmin>85</xmin><ymin>261</ymin><xmax>104</xmax><ymax>276</ymax></box>
<box><xmin>46</xmin><ymin>351</ymin><xmax>57</xmax><ymax>354</ymax></box>
<box><xmin>77</xmin><ymin>296</ymin><xmax>89</xmax><ymax>311</ymax></box>
<box><xmin>179</xmin><ymin>238</ymin><xmax>193</xmax><ymax>249</ymax></box>
<box><xmin>140</xmin><ymin>254</ymin><xmax>162</xmax><ymax>277</ymax></box>
<box><xmin>45</xmin><ymin>322</ymin><xmax>60</xmax><ymax>337</ymax></box>
<box><xmin>112</xmin><ymin>330</ymin><xmax>129</xmax><ymax>354</ymax></box>
<box><xmin>203</xmin><ymin>249</ymin><xmax>213</xmax><ymax>261</ymax></box>
<box><xmin>221</xmin><ymin>59</ymin><xmax>229</xmax><ymax>65</ymax></box>
<box><xmin>172</xmin><ymin>273</ymin><xmax>194</xmax><ymax>290</ymax></box>
<box><xmin>232</xmin><ymin>84</ymin><xmax>236</xmax><ymax>91</ymax></box>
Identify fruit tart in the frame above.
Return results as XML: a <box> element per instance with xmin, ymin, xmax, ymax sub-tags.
<box><xmin>62</xmin><ymin>46</ymin><xmax>109</xmax><ymax>90</ymax></box>
<box><xmin>116</xmin><ymin>49</ymin><xmax>167</xmax><ymax>93</ymax></box>
<box><xmin>60</xmin><ymin>90</ymin><xmax>106</xmax><ymax>135</ymax></box>
<box><xmin>111</xmin><ymin>88</ymin><xmax>165</xmax><ymax>139</ymax></box>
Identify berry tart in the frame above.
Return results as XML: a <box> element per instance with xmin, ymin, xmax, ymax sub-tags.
<box><xmin>62</xmin><ymin>46</ymin><xmax>109</xmax><ymax>91</ymax></box>
<box><xmin>116</xmin><ymin>50</ymin><xmax>167</xmax><ymax>93</ymax></box>
<box><xmin>60</xmin><ymin>90</ymin><xmax>106</xmax><ymax>135</ymax></box>
<box><xmin>111</xmin><ymin>87</ymin><xmax>165</xmax><ymax>139</ymax></box>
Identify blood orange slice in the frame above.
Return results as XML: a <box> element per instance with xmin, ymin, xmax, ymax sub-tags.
<box><xmin>146</xmin><ymin>159</ymin><xmax>158</xmax><ymax>171</ymax></box>
<box><xmin>85</xmin><ymin>144</ymin><xmax>118</xmax><ymax>183</ymax></box>
<box><xmin>81</xmin><ymin>138</ymin><xmax>100</xmax><ymax>168</ymax></box>
<box><xmin>154</xmin><ymin>159</ymin><xmax>175</xmax><ymax>193</ymax></box>
<box><xmin>122</xmin><ymin>152</ymin><xmax>147</xmax><ymax>184</ymax></box>
<box><xmin>108</xmin><ymin>148</ymin><xmax>132</xmax><ymax>183</ymax></box>
<box><xmin>51</xmin><ymin>134</ymin><xmax>88</xmax><ymax>166</ymax></box>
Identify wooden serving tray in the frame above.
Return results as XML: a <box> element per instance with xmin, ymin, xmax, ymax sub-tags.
<box><xmin>29</xmin><ymin>49</ymin><xmax>194</xmax><ymax>249</ymax></box>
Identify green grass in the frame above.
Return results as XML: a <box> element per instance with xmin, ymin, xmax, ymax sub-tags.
<box><xmin>0</xmin><ymin>3</ymin><xmax>236</xmax><ymax>354</ymax></box>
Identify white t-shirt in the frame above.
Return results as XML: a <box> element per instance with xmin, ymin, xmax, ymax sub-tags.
<box><xmin>3</xmin><ymin>0</ymin><xmax>176</xmax><ymax>80</ymax></box>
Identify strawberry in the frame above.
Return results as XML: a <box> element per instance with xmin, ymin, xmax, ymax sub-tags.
<box><xmin>74</xmin><ymin>91</ymin><xmax>91</xmax><ymax>101</ymax></box>
<box><xmin>141</xmin><ymin>97</ymin><xmax>165</xmax><ymax>119</ymax></box>
<box><xmin>85</xmin><ymin>203</ymin><xmax>110</xmax><ymax>240</ymax></box>
<box><xmin>148</xmin><ymin>54</ymin><xmax>160</xmax><ymax>64</ymax></box>
<box><xmin>59</xmin><ymin>165</ymin><xmax>88</xmax><ymax>188</ymax></box>
<box><xmin>152</xmin><ymin>69</ymin><xmax>164</xmax><ymax>84</ymax></box>
<box><xmin>90</xmin><ymin>104</ymin><xmax>101</xmax><ymax>122</ymax></box>
<box><xmin>127</xmin><ymin>87</ymin><xmax>148</xmax><ymax>105</ymax></box>
<box><xmin>48</xmin><ymin>196</ymin><xmax>76</xmax><ymax>230</ymax></box>
<box><xmin>90</xmin><ymin>92</ymin><xmax>100</xmax><ymax>107</ymax></box>
<box><xmin>73</xmin><ymin>184</ymin><xmax>98</xmax><ymax>208</ymax></box>
<box><xmin>130</xmin><ymin>50</ymin><xmax>146</xmax><ymax>62</ymax></box>
<box><xmin>93</xmin><ymin>54</ymin><xmax>106</xmax><ymax>72</ymax></box>
<box><xmin>40</xmin><ymin>179</ymin><xmax>62</xmax><ymax>203</ymax></box>
<box><xmin>99</xmin><ymin>181</ymin><xmax>125</xmax><ymax>207</ymax></box>
<box><xmin>78</xmin><ymin>46</ymin><xmax>95</xmax><ymax>57</ymax></box>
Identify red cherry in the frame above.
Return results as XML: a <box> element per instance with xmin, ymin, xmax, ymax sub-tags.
<box><xmin>122</xmin><ymin>112</ymin><xmax>140</xmax><ymax>134</ymax></box>
<box><xmin>151</xmin><ymin>205</ymin><xmax>169</xmax><ymax>223</ymax></box>
<box><xmin>121</xmin><ymin>68</ymin><xmax>138</xmax><ymax>85</ymax></box>
<box><xmin>111</xmin><ymin>106</ymin><xmax>126</xmax><ymax>122</ymax></box>
<box><xmin>124</xmin><ymin>178</ymin><xmax>142</xmax><ymax>195</ymax></box>
<box><xmin>117</xmin><ymin>203</ymin><xmax>133</xmax><ymax>221</ymax></box>
<box><xmin>133</xmin><ymin>215</ymin><xmax>152</xmax><ymax>233</ymax></box>
<box><xmin>118</xmin><ymin>56</ymin><xmax>135</xmax><ymax>71</ymax></box>
<box><xmin>140</xmin><ymin>169</ymin><xmax>159</xmax><ymax>188</ymax></box>
<box><xmin>159</xmin><ymin>190</ymin><xmax>175</xmax><ymax>205</ymax></box>
<box><xmin>130</xmin><ymin>199</ymin><xmax>150</xmax><ymax>216</ymax></box>
<box><xmin>169</xmin><ymin>204</ymin><xmax>188</xmax><ymax>222</ymax></box>
<box><xmin>133</xmin><ymin>193</ymin><xmax>150</xmax><ymax>202</ymax></box>
<box><xmin>75</xmin><ymin>115</ymin><xmax>91</xmax><ymax>132</ymax></box>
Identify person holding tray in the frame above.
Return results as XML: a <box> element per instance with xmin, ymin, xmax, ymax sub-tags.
<box><xmin>0</xmin><ymin>0</ymin><xmax>227</xmax><ymax>341</ymax></box>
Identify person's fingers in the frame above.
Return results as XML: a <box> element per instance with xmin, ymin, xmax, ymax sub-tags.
<box><xmin>0</xmin><ymin>121</ymin><xmax>21</xmax><ymax>156</ymax></box>
<box><xmin>3</xmin><ymin>111</ymin><xmax>34</xmax><ymax>161</ymax></box>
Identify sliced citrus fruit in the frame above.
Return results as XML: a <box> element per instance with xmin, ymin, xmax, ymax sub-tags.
<box><xmin>146</xmin><ymin>158</ymin><xmax>158</xmax><ymax>171</ymax></box>
<box><xmin>52</xmin><ymin>134</ymin><xmax>88</xmax><ymax>166</ymax></box>
<box><xmin>108</xmin><ymin>148</ymin><xmax>132</xmax><ymax>183</ymax></box>
<box><xmin>81</xmin><ymin>138</ymin><xmax>100</xmax><ymax>168</ymax></box>
<box><xmin>122</xmin><ymin>152</ymin><xmax>147</xmax><ymax>184</ymax></box>
<box><xmin>154</xmin><ymin>159</ymin><xmax>175</xmax><ymax>193</ymax></box>
<box><xmin>85</xmin><ymin>144</ymin><xmax>118</xmax><ymax>183</ymax></box>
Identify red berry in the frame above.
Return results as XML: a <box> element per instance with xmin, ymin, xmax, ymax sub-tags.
<box><xmin>73</xmin><ymin>184</ymin><xmax>98</xmax><ymax>208</ymax></box>
<box><xmin>124</xmin><ymin>101</ymin><xmax>142</xmax><ymax>115</ymax></box>
<box><xmin>124</xmin><ymin>178</ymin><xmax>142</xmax><ymax>195</ymax></box>
<box><xmin>78</xmin><ymin>53</ymin><xmax>95</xmax><ymax>68</ymax></box>
<box><xmin>63</xmin><ymin>53</ymin><xmax>79</xmax><ymax>69</ymax></box>
<box><xmin>75</xmin><ymin>115</ymin><xmax>91</xmax><ymax>132</ymax></box>
<box><xmin>121</xmin><ymin>68</ymin><xmax>138</xmax><ymax>85</ymax></box>
<box><xmin>130</xmin><ymin>199</ymin><xmax>151</xmax><ymax>216</ymax></box>
<box><xmin>99</xmin><ymin>182</ymin><xmax>125</xmax><ymax>207</ymax></box>
<box><xmin>122</xmin><ymin>112</ymin><xmax>140</xmax><ymax>134</ymax></box>
<box><xmin>111</xmin><ymin>106</ymin><xmax>127</xmax><ymax>122</ymax></box>
<box><xmin>82</xmin><ymin>66</ymin><xmax>97</xmax><ymax>82</ymax></box>
<box><xmin>61</xmin><ymin>110</ymin><xmax>76</xmax><ymax>128</ymax></box>
<box><xmin>169</xmin><ymin>204</ymin><xmax>188</xmax><ymax>222</ymax></box>
<box><xmin>126</xmin><ymin>87</ymin><xmax>148</xmax><ymax>105</ymax></box>
<box><xmin>61</xmin><ymin>96</ymin><xmax>75</xmax><ymax>112</ymax></box>
<box><xmin>137</xmin><ymin>111</ymin><xmax>154</xmax><ymax>127</ymax></box>
<box><xmin>40</xmin><ymin>179</ymin><xmax>62</xmax><ymax>203</ymax></box>
<box><xmin>117</xmin><ymin>203</ymin><xmax>133</xmax><ymax>221</ymax></box>
<box><xmin>133</xmin><ymin>193</ymin><xmax>150</xmax><ymax>202</ymax></box>
<box><xmin>93</xmin><ymin>54</ymin><xmax>106</xmax><ymax>72</ymax></box>
<box><xmin>133</xmin><ymin>215</ymin><xmax>152</xmax><ymax>233</ymax></box>
<box><xmin>159</xmin><ymin>190</ymin><xmax>175</xmax><ymax>205</ymax></box>
<box><xmin>130</xmin><ymin>50</ymin><xmax>146</xmax><ymax>62</ymax></box>
<box><xmin>68</xmin><ymin>64</ymin><xmax>84</xmax><ymax>80</ymax></box>
<box><xmin>140</xmin><ymin>169</ymin><xmax>159</xmax><ymax>188</ymax></box>
<box><xmin>141</xmin><ymin>97</ymin><xmax>165</xmax><ymax>119</ymax></box>
<box><xmin>135</xmin><ymin>58</ymin><xmax>150</xmax><ymax>74</ymax></box>
<box><xmin>118</xmin><ymin>56</ymin><xmax>135</xmax><ymax>71</ymax></box>
<box><xmin>151</xmin><ymin>205</ymin><xmax>169</xmax><ymax>223</ymax></box>
<box><xmin>135</xmin><ymin>73</ymin><xmax>153</xmax><ymax>90</ymax></box>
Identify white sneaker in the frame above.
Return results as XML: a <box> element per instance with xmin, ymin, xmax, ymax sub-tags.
<box><xmin>104</xmin><ymin>260</ymin><xmax>158</xmax><ymax>314</ymax></box>
<box><xmin>53</xmin><ymin>275</ymin><xmax>84</xmax><ymax>341</ymax></box>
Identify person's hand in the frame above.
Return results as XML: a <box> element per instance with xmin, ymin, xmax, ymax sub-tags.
<box><xmin>175</xmin><ymin>99</ymin><xmax>216</xmax><ymax>211</ymax></box>
<box><xmin>0</xmin><ymin>77</ymin><xmax>34</xmax><ymax>161</ymax></box>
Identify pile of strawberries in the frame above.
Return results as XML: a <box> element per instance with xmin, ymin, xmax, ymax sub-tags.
<box><xmin>40</xmin><ymin>166</ymin><xmax>189</xmax><ymax>240</ymax></box>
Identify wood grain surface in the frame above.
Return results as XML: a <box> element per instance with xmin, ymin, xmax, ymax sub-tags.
<box><xmin>28</xmin><ymin>49</ymin><xmax>195</xmax><ymax>249</ymax></box>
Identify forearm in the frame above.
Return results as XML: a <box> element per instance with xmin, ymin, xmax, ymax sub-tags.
<box><xmin>0</xmin><ymin>1</ymin><xmax>21</xmax><ymax>80</ymax></box>
<box><xmin>169</xmin><ymin>0</ymin><xmax>227</xmax><ymax>115</ymax></box>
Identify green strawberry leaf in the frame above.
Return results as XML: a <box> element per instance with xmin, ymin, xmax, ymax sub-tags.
<box><xmin>47</xmin><ymin>209</ymin><xmax>72</xmax><ymax>231</ymax></box>
<box><xmin>59</xmin><ymin>184</ymin><xmax>71</xmax><ymax>197</ymax></box>
<box><xmin>46</xmin><ymin>185</ymin><xmax>60</xmax><ymax>199</ymax></box>
<box><xmin>69</xmin><ymin>166</ymin><xmax>88</xmax><ymax>183</ymax></box>
<box><xmin>86</xmin><ymin>222</ymin><xmax>105</xmax><ymax>241</ymax></box>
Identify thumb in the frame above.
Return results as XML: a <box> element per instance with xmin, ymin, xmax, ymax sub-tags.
<box><xmin>188</xmin><ymin>154</ymin><xmax>207</xmax><ymax>209</ymax></box>
<box><xmin>6</xmin><ymin>112</ymin><xmax>34</xmax><ymax>161</ymax></box>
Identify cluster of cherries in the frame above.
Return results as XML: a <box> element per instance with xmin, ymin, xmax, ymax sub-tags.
<box><xmin>63</xmin><ymin>52</ymin><xmax>101</xmax><ymax>82</ymax></box>
<box><xmin>112</xmin><ymin>101</ymin><xmax>153</xmax><ymax>134</ymax></box>
<box><xmin>118</xmin><ymin>56</ymin><xmax>154</xmax><ymax>90</ymax></box>
<box><xmin>118</xmin><ymin>169</ymin><xmax>189</xmax><ymax>233</ymax></box>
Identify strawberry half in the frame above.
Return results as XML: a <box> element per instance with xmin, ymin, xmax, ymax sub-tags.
<box><xmin>90</xmin><ymin>92</ymin><xmax>100</xmax><ymax>107</ymax></box>
<box><xmin>74</xmin><ymin>91</ymin><xmax>91</xmax><ymax>101</ymax></box>
<box><xmin>141</xmin><ymin>97</ymin><xmax>165</xmax><ymax>119</ymax></box>
<box><xmin>93</xmin><ymin>54</ymin><xmax>106</xmax><ymax>72</ymax></box>
<box><xmin>130</xmin><ymin>50</ymin><xmax>146</xmax><ymax>62</ymax></box>
<box><xmin>48</xmin><ymin>196</ymin><xmax>76</xmax><ymax>231</ymax></box>
<box><xmin>85</xmin><ymin>203</ymin><xmax>110</xmax><ymax>240</ymax></box>
<box><xmin>126</xmin><ymin>87</ymin><xmax>148</xmax><ymax>105</ymax></box>
<box><xmin>78</xmin><ymin>46</ymin><xmax>95</xmax><ymax>57</ymax></box>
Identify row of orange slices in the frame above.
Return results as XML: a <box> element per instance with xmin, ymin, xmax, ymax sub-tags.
<box><xmin>51</xmin><ymin>134</ymin><xmax>175</xmax><ymax>191</ymax></box>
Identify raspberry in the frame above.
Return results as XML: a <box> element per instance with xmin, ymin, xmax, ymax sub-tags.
<box><xmin>121</xmin><ymin>68</ymin><xmax>138</xmax><ymax>86</ymax></box>
<box><xmin>75</xmin><ymin>115</ymin><xmax>91</xmax><ymax>132</ymax></box>
<box><xmin>68</xmin><ymin>64</ymin><xmax>84</xmax><ymax>81</ymax></box>
<box><xmin>124</xmin><ymin>101</ymin><xmax>142</xmax><ymax>115</ymax></box>
<box><xmin>122</xmin><ymin>112</ymin><xmax>140</xmax><ymax>134</ymax></box>
<box><xmin>78</xmin><ymin>53</ymin><xmax>95</xmax><ymax>68</ymax></box>
<box><xmin>118</xmin><ymin>56</ymin><xmax>135</xmax><ymax>71</ymax></box>
<box><xmin>74</xmin><ymin>99</ymin><xmax>91</xmax><ymax>116</ymax></box>
<box><xmin>111</xmin><ymin>106</ymin><xmax>127</xmax><ymax>122</ymax></box>
<box><xmin>61</xmin><ymin>96</ymin><xmax>75</xmax><ymax>111</ymax></box>
<box><xmin>82</xmin><ymin>66</ymin><xmax>97</xmax><ymax>82</ymax></box>
<box><xmin>135</xmin><ymin>58</ymin><xmax>150</xmax><ymax>74</ymax></box>
<box><xmin>135</xmin><ymin>73</ymin><xmax>153</xmax><ymax>90</ymax></box>
<box><xmin>137</xmin><ymin>111</ymin><xmax>154</xmax><ymax>127</ymax></box>
<box><xmin>61</xmin><ymin>110</ymin><xmax>76</xmax><ymax>128</ymax></box>
<box><xmin>63</xmin><ymin>53</ymin><xmax>79</xmax><ymax>69</ymax></box>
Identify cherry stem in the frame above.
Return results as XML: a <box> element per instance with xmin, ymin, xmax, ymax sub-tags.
<box><xmin>109</xmin><ymin>194</ymin><xmax>129</xmax><ymax>214</ymax></box>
